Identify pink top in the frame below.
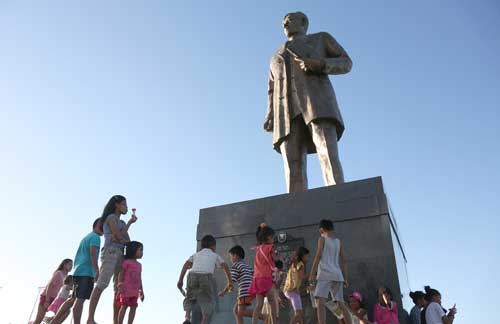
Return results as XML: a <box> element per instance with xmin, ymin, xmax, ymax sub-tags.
<box><xmin>41</xmin><ymin>270</ymin><xmax>65</xmax><ymax>299</ymax></box>
<box><xmin>374</xmin><ymin>301</ymin><xmax>400</xmax><ymax>324</ymax></box>
<box><xmin>120</xmin><ymin>259</ymin><xmax>142</xmax><ymax>297</ymax></box>
<box><xmin>253</xmin><ymin>244</ymin><xmax>275</xmax><ymax>279</ymax></box>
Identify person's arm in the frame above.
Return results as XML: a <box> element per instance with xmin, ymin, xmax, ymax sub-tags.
<box><xmin>442</xmin><ymin>314</ymin><xmax>455</xmax><ymax>324</ymax></box>
<box><xmin>296</xmin><ymin>265</ymin><xmax>305</xmax><ymax>291</ymax></box>
<box><xmin>358</xmin><ymin>309</ymin><xmax>372</xmax><ymax>324</ymax></box>
<box><xmin>117</xmin><ymin>266</ymin><xmax>124</xmax><ymax>290</ymax></box>
<box><xmin>177</xmin><ymin>260</ymin><xmax>192</xmax><ymax>289</ymax></box>
<box><xmin>43</xmin><ymin>272</ymin><xmax>60</xmax><ymax>305</ymax></box>
<box><xmin>339</xmin><ymin>243</ymin><xmax>348</xmax><ymax>287</ymax></box>
<box><xmin>349</xmin><ymin>309</ymin><xmax>368</xmax><ymax>321</ymax></box>
<box><xmin>108</xmin><ymin>217</ymin><xmax>126</xmax><ymax>242</ymax></box>
<box><xmin>309</xmin><ymin>237</ymin><xmax>325</xmax><ymax>283</ymax></box>
<box><xmin>277</xmin><ymin>271</ymin><xmax>285</xmax><ymax>288</ymax></box>
<box><xmin>264</xmin><ymin>70</ymin><xmax>274</xmax><ymax>132</ymax></box>
<box><xmin>90</xmin><ymin>246</ymin><xmax>100</xmax><ymax>282</ymax></box>
<box><xmin>220</xmin><ymin>266</ymin><xmax>237</xmax><ymax>297</ymax></box>
<box><xmin>218</xmin><ymin>284</ymin><xmax>231</xmax><ymax>297</ymax></box>
<box><xmin>391</xmin><ymin>301</ymin><xmax>398</xmax><ymax>315</ymax></box>
<box><xmin>442</xmin><ymin>307</ymin><xmax>456</xmax><ymax>324</ymax></box>
<box><xmin>322</xmin><ymin>32</ymin><xmax>353</xmax><ymax>75</ymax></box>
<box><xmin>221</xmin><ymin>263</ymin><xmax>234</xmax><ymax>291</ymax></box>
<box><xmin>122</xmin><ymin>214</ymin><xmax>138</xmax><ymax>236</ymax></box>
<box><xmin>140</xmin><ymin>278</ymin><xmax>145</xmax><ymax>301</ymax></box>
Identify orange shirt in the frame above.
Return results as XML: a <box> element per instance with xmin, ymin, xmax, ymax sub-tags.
<box><xmin>253</xmin><ymin>244</ymin><xmax>275</xmax><ymax>279</ymax></box>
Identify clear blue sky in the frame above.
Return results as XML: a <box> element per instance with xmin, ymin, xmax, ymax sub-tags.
<box><xmin>1</xmin><ymin>1</ymin><xmax>499</xmax><ymax>323</ymax></box>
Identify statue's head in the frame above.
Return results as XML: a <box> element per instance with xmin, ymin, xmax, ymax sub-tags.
<box><xmin>282</xmin><ymin>12</ymin><xmax>309</xmax><ymax>38</ymax></box>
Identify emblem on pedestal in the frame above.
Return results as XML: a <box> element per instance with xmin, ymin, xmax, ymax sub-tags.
<box><xmin>278</xmin><ymin>232</ymin><xmax>287</xmax><ymax>243</ymax></box>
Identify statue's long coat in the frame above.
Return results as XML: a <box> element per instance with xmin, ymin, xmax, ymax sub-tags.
<box><xmin>267</xmin><ymin>32</ymin><xmax>352</xmax><ymax>153</ymax></box>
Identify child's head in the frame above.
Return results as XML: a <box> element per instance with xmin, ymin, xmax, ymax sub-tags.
<box><xmin>57</xmin><ymin>259</ymin><xmax>73</xmax><ymax>273</ymax></box>
<box><xmin>410</xmin><ymin>290</ymin><xmax>426</xmax><ymax>307</ymax></box>
<box><xmin>125</xmin><ymin>241</ymin><xmax>144</xmax><ymax>260</ymax></box>
<box><xmin>348</xmin><ymin>291</ymin><xmax>364</xmax><ymax>311</ymax></box>
<box><xmin>377</xmin><ymin>286</ymin><xmax>394</xmax><ymax>304</ymax></box>
<box><xmin>64</xmin><ymin>275</ymin><xmax>74</xmax><ymax>286</ymax></box>
<box><xmin>228</xmin><ymin>245</ymin><xmax>245</xmax><ymax>263</ymax></box>
<box><xmin>99</xmin><ymin>195</ymin><xmax>127</xmax><ymax>231</ymax></box>
<box><xmin>319</xmin><ymin>219</ymin><xmax>334</xmax><ymax>236</ymax></box>
<box><xmin>275</xmin><ymin>260</ymin><xmax>284</xmax><ymax>270</ymax></box>
<box><xmin>200</xmin><ymin>235</ymin><xmax>217</xmax><ymax>251</ymax></box>
<box><xmin>256</xmin><ymin>223</ymin><xmax>275</xmax><ymax>244</ymax></box>
<box><xmin>92</xmin><ymin>218</ymin><xmax>103</xmax><ymax>236</ymax></box>
<box><xmin>424</xmin><ymin>285</ymin><xmax>441</xmax><ymax>304</ymax></box>
<box><xmin>292</xmin><ymin>246</ymin><xmax>310</xmax><ymax>265</ymax></box>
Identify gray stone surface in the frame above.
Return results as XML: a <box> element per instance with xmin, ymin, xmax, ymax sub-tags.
<box><xmin>194</xmin><ymin>177</ymin><xmax>410</xmax><ymax>323</ymax></box>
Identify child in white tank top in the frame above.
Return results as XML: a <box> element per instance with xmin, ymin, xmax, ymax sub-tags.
<box><xmin>309</xmin><ymin>219</ymin><xmax>350</xmax><ymax>324</ymax></box>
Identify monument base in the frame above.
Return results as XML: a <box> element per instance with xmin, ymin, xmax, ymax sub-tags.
<box><xmin>194</xmin><ymin>177</ymin><xmax>410</xmax><ymax>324</ymax></box>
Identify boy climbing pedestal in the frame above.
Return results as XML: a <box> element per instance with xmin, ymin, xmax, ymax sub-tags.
<box><xmin>178</xmin><ymin>235</ymin><xmax>233</xmax><ymax>324</ymax></box>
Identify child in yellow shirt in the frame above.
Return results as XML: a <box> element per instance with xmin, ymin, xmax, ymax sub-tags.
<box><xmin>284</xmin><ymin>247</ymin><xmax>310</xmax><ymax>324</ymax></box>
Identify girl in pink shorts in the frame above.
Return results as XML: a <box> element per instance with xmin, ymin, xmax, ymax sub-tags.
<box><xmin>249</xmin><ymin>223</ymin><xmax>278</xmax><ymax>324</ymax></box>
<box><xmin>116</xmin><ymin>241</ymin><xmax>144</xmax><ymax>324</ymax></box>
<box><xmin>31</xmin><ymin>259</ymin><xmax>73</xmax><ymax>324</ymax></box>
<box><xmin>47</xmin><ymin>275</ymin><xmax>74</xmax><ymax>315</ymax></box>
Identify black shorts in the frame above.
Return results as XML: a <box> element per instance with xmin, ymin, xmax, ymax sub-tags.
<box><xmin>73</xmin><ymin>276</ymin><xmax>94</xmax><ymax>300</ymax></box>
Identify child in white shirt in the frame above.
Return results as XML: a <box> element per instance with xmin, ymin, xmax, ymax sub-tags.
<box><xmin>177</xmin><ymin>235</ymin><xmax>233</xmax><ymax>324</ymax></box>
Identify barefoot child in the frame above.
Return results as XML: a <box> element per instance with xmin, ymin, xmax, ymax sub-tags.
<box><xmin>50</xmin><ymin>218</ymin><xmax>103</xmax><ymax>324</ymax></box>
<box><xmin>249</xmin><ymin>223</ymin><xmax>278</xmax><ymax>324</ymax></box>
<box><xmin>46</xmin><ymin>275</ymin><xmax>74</xmax><ymax>320</ymax></box>
<box><xmin>219</xmin><ymin>245</ymin><xmax>264</xmax><ymax>324</ymax></box>
<box><xmin>117</xmin><ymin>241</ymin><xmax>144</xmax><ymax>324</ymax></box>
<box><xmin>87</xmin><ymin>195</ymin><xmax>138</xmax><ymax>324</ymax></box>
<box><xmin>178</xmin><ymin>235</ymin><xmax>233</xmax><ymax>324</ymax></box>
<box><xmin>284</xmin><ymin>246</ymin><xmax>310</xmax><ymax>324</ymax></box>
<box><xmin>309</xmin><ymin>219</ymin><xmax>349</xmax><ymax>324</ymax></box>
<box><xmin>262</xmin><ymin>258</ymin><xmax>286</xmax><ymax>324</ymax></box>
<box><xmin>31</xmin><ymin>259</ymin><xmax>73</xmax><ymax>324</ymax></box>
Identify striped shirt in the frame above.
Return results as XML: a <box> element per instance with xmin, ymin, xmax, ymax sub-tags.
<box><xmin>231</xmin><ymin>260</ymin><xmax>253</xmax><ymax>298</ymax></box>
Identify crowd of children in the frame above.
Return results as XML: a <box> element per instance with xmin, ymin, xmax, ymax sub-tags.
<box><xmin>177</xmin><ymin>219</ymin><xmax>348</xmax><ymax>324</ymax></box>
<box><xmin>179</xmin><ymin>219</ymin><xmax>458</xmax><ymax>324</ymax></box>
<box><xmin>31</xmin><ymin>195</ymin><xmax>145</xmax><ymax>324</ymax></box>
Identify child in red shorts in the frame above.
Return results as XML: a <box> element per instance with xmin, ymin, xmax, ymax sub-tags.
<box><xmin>249</xmin><ymin>223</ymin><xmax>278</xmax><ymax>324</ymax></box>
<box><xmin>116</xmin><ymin>241</ymin><xmax>144</xmax><ymax>324</ymax></box>
<box><xmin>219</xmin><ymin>245</ymin><xmax>266</xmax><ymax>324</ymax></box>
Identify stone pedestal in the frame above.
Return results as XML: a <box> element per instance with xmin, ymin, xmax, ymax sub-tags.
<box><xmin>193</xmin><ymin>177</ymin><xmax>410</xmax><ymax>324</ymax></box>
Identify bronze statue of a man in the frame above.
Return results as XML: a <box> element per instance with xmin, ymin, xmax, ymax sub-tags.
<box><xmin>264</xmin><ymin>12</ymin><xmax>352</xmax><ymax>192</ymax></box>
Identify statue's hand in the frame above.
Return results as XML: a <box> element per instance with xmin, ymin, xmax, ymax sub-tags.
<box><xmin>295</xmin><ymin>57</ymin><xmax>325</xmax><ymax>74</ymax></box>
<box><xmin>263</xmin><ymin>115</ymin><xmax>273</xmax><ymax>132</ymax></box>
